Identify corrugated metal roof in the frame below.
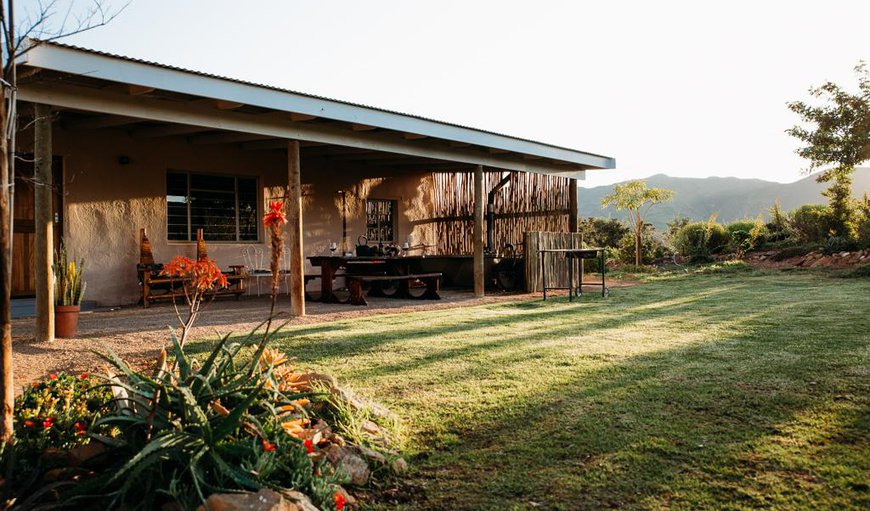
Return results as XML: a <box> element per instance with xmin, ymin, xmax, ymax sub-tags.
<box><xmin>23</xmin><ymin>39</ymin><xmax>613</xmax><ymax>167</ymax></box>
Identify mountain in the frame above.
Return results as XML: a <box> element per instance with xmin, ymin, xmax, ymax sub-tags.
<box><xmin>579</xmin><ymin>167</ymin><xmax>870</xmax><ymax>230</ymax></box>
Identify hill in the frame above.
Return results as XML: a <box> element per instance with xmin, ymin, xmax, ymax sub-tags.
<box><xmin>579</xmin><ymin>167</ymin><xmax>870</xmax><ymax>230</ymax></box>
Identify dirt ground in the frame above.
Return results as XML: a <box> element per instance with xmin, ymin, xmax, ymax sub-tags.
<box><xmin>11</xmin><ymin>290</ymin><xmax>538</xmax><ymax>390</ymax></box>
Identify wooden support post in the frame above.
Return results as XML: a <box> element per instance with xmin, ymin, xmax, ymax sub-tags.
<box><xmin>287</xmin><ymin>140</ymin><xmax>305</xmax><ymax>317</ymax></box>
<box><xmin>34</xmin><ymin>104</ymin><xmax>54</xmax><ymax>342</ymax></box>
<box><xmin>569</xmin><ymin>178</ymin><xmax>579</xmax><ymax>233</ymax></box>
<box><xmin>473</xmin><ymin>164</ymin><xmax>485</xmax><ymax>297</ymax></box>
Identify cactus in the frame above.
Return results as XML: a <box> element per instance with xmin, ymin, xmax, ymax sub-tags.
<box><xmin>53</xmin><ymin>242</ymin><xmax>86</xmax><ymax>306</ymax></box>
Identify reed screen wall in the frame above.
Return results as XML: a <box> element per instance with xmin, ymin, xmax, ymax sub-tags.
<box><xmin>430</xmin><ymin>171</ymin><xmax>572</xmax><ymax>255</ymax></box>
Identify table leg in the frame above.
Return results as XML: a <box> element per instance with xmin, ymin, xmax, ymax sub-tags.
<box><xmin>578</xmin><ymin>254</ymin><xmax>584</xmax><ymax>296</ymax></box>
<box><xmin>568</xmin><ymin>254</ymin><xmax>574</xmax><ymax>302</ymax></box>
<box><xmin>320</xmin><ymin>263</ymin><xmax>338</xmax><ymax>303</ymax></box>
<box><xmin>601</xmin><ymin>250</ymin><xmax>606</xmax><ymax>297</ymax></box>
<box><xmin>541</xmin><ymin>252</ymin><xmax>548</xmax><ymax>300</ymax></box>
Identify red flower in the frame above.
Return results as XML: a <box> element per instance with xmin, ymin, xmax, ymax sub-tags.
<box><xmin>263</xmin><ymin>201</ymin><xmax>287</xmax><ymax>227</ymax></box>
<box><xmin>48</xmin><ymin>374</ymin><xmax>58</xmax><ymax>380</ymax></box>
<box><xmin>75</xmin><ymin>422</ymin><xmax>87</xmax><ymax>432</ymax></box>
<box><xmin>42</xmin><ymin>420</ymin><xmax>52</xmax><ymax>429</ymax></box>
<box><xmin>23</xmin><ymin>420</ymin><xmax>35</xmax><ymax>428</ymax></box>
<box><xmin>80</xmin><ymin>373</ymin><xmax>88</xmax><ymax>379</ymax></box>
<box><xmin>303</xmin><ymin>438</ymin><xmax>314</xmax><ymax>454</ymax></box>
<box><xmin>31</xmin><ymin>381</ymin><xmax>39</xmax><ymax>387</ymax></box>
<box><xmin>333</xmin><ymin>491</ymin><xmax>347</xmax><ymax>510</ymax></box>
<box><xmin>261</xmin><ymin>438</ymin><xmax>276</xmax><ymax>452</ymax></box>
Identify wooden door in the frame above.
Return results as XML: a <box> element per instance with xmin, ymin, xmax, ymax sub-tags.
<box><xmin>12</xmin><ymin>156</ymin><xmax>62</xmax><ymax>297</ymax></box>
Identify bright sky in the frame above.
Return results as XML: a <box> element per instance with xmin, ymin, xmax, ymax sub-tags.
<box><xmin>20</xmin><ymin>0</ymin><xmax>870</xmax><ymax>187</ymax></box>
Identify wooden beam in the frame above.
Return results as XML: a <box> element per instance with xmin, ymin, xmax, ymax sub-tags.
<box><xmin>351</xmin><ymin>123</ymin><xmax>376</xmax><ymax>131</ymax></box>
<box><xmin>569</xmin><ymin>178</ymin><xmax>579</xmax><ymax>233</ymax></box>
<box><xmin>131</xmin><ymin>124</ymin><xmax>212</xmax><ymax>138</ymax></box>
<box><xmin>403</xmin><ymin>133</ymin><xmax>427</xmax><ymax>140</ymax></box>
<box><xmin>34</xmin><ymin>103</ymin><xmax>54</xmax><ymax>342</ymax></box>
<box><xmin>66</xmin><ymin>114</ymin><xmax>142</xmax><ymax>130</ymax></box>
<box><xmin>287</xmin><ymin>140</ymin><xmax>305</xmax><ymax>317</ymax></box>
<box><xmin>473</xmin><ymin>164</ymin><xmax>485</xmax><ymax>297</ymax></box>
<box><xmin>215</xmin><ymin>100</ymin><xmax>244</xmax><ymax>110</ymax></box>
<box><xmin>290</xmin><ymin>112</ymin><xmax>317</xmax><ymax>122</ymax></box>
<box><xmin>488</xmin><ymin>148</ymin><xmax>510</xmax><ymax>154</ymax></box>
<box><xmin>188</xmin><ymin>132</ymin><xmax>272</xmax><ymax>145</ymax></box>
<box><xmin>127</xmin><ymin>84</ymin><xmax>155</xmax><ymax>96</ymax></box>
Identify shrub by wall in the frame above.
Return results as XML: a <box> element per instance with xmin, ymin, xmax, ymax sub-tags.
<box><xmin>673</xmin><ymin>222</ymin><xmax>729</xmax><ymax>260</ymax></box>
<box><xmin>788</xmin><ymin>204</ymin><xmax>834</xmax><ymax>244</ymax></box>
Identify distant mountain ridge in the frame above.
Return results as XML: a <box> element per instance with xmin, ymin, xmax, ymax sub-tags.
<box><xmin>579</xmin><ymin>167</ymin><xmax>870</xmax><ymax>230</ymax></box>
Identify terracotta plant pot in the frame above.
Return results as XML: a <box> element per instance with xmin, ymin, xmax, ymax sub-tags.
<box><xmin>55</xmin><ymin>305</ymin><xmax>81</xmax><ymax>338</ymax></box>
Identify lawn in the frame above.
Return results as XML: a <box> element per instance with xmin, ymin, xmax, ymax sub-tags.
<box><xmin>223</xmin><ymin>268</ymin><xmax>869</xmax><ymax>510</ymax></box>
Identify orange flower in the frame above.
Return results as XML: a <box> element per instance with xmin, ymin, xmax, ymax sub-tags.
<box><xmin>261</xmin><ymin>438</ymin><xmax>276</xmax><ymax>452</ymax></box>
<box><xmin>161</xmin><ymin>256</ymin><xmax>228</xmax><ymax>292</ymax></box>
<box><xmin>281</xmin><ymin>418</ymin><xmax>310</xmax><ymax>439</ymax></box>
<box><xmin>263</xmin><ymin>201</ymin><xmax>287</xmax><ymax>227</ymax></box>
<box><xmin>48</xmin><ymin>374</ymin><xmax>58</xmax><ymax>380</ymax></box>
<box><xmin>334</xmin><ymin>491</ymin><xmax>347</xmax><ymax>510</ymax></box>
<box><xmin>23</xmin><ymin>420</ymin><xmax>35</xmax><ymax>428</ymax></box>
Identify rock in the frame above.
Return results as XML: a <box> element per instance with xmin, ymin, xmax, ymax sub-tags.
<box><xmin>196</xmin><ymin>489</ymin><xmax>297</xmax><ymax>511</ymax></box>
<box><xmin>42</xmin><ymin>467</ymin><xmax>94</xmax><ymax>483</ymax></box>
<box><xmin>332</xmin><ymin>451</ymin><xmax>371</xmax><ymax>486</ymax></box>
<box><xmin>69</xmin><ymin>440</ymin><xmax>107</xmax><ymax>466</ymax></box>
<box><xmin>840</xmin><ymin>251</ymin><xmax>850</xmax><ymax>258</ymax></box>
<box><xmin>391</xmin><ymin>457</ymin><xmax>409</xmax><ymax>474</ymax></box>
<box><xmin>282</xmin><ymin>490</ymin><xmax>321</xmax><ymax>511</ymax></box>
<box><xmin>354</xmin><ymin>445</ymin><xmax>387</xmax><ymax>465</ymax></box>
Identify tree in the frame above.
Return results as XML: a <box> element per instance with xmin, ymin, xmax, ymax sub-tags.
<box><xmin>787</xmin><ymin>63</ymin><xmax>870</xmax><ymax>238</ymax></box>
<box><xmin>0</xmin><ymin>0</ymin><xmax>127</xmax><ymax>447</ymax></box>
<box><xmin>600</xmin><ymin>180</ymin><xmax>674</xmax><ymax>265</ymax></box>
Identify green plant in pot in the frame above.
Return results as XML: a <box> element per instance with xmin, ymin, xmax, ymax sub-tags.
<box><xmin>54</xmin><ymin>242</ymin><xmax>86</xmax><ymax>338</ymax></box>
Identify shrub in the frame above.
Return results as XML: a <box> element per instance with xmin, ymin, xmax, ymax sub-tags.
<box><xmin>823</xmin><ymin>236</ymin><xmax>859</xmax><ymax>255</ymax></box>
<box><xmin>788</xmin><ymin>204</ymin><xmax>835</xmax><ymax>243</ymax></box>
<box><xmin>726</xmin><ymin>219</ymin><xmax>769</xmax><ymax>256</ymax></box>
<box><xmin>673</xmin><ymin>221</ymin><xmax>729</xmax><ymax>260</ymax></box>
<box><xmin>577</xmin><ymin>218</ymin><xmax>630</xmax><ymax>249</ymax></box>
<box><xmin>15</xmin><ymin>372</ymin><xmax>115</xmax><ymax>451</ymax></box>
<box><xmin>616</xmin><ymin>226</ymin><xmax>669</xmax><ymax>265</ymax></box>
<box><xmin>856</xmin><ymin>193</ymin><xmax>870</xmax><ymax>248</ymax></box>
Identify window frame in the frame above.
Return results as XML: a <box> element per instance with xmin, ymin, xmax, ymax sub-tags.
<box><xmin>166</xmin><ymin>169</ymin><xmax>261</xmax><ymax>243</ymax></box>
<box><xmin>365</xmin><ymin>198</ymin><xmax>399</xmax><ymax>243</ymax></box>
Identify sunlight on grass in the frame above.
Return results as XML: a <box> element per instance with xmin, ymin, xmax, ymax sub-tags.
<box><xmin>254</xmin><ymin>270</ymin><xmax>869</xmax><ymax>510</ymax></box>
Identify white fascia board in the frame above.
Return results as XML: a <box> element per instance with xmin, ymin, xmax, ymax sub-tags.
<box><xmin>19</xmin><ymin>81</ymin><xmax>591</xmax><ymax>177</ymax></box>
<box><xmin>20</xmin><ymin>42</ymin><xmax>615</xmax><ymax>170</ymax></box>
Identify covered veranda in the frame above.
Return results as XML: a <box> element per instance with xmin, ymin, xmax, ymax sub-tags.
<box><xmin>14</xmin><ymin>39</ymin><xmax>615</xmax><ymax>342</ymax></box>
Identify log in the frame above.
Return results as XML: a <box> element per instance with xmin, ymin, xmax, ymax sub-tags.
<box><xmin>287</xmin><ymin>140</ymin><xmax>305</xmax><ymax>316</ymax></box>
<box><xmin>34</xmin><ymin>103</ymin><xmax>54</xmax><ymax>342</ymax></box>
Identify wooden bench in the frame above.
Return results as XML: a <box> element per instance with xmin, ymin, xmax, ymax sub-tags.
<box><xmin>139</xmin><ymin>265</ymin><xmax>247</xmax><ymax>307</ymax></box>
<box><xmin>137</xmin><ymin>228</ymin><xmax>248</xmax><ymax>307</ymax></box>
<box><xmin>346</xmin><ymin>273</ymin><xmax>442</xmax><ymax>306</ymax></box>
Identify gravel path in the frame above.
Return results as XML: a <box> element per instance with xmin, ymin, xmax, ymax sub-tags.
<box><xmin>11</xmin><ymin>291</ymin><xmax>537</xmax><ymax>390</ymax></box>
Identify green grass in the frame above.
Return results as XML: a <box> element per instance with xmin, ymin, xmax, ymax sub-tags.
<box><xmin>199</xmin><ymin>269</ymin><xmax>870</xmax><ymax>510</ymax></box>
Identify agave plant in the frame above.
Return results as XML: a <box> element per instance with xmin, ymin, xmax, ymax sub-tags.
<box><xmin>53</xmin><ymin>327</ymin><xmax>342</xmax><ymax>511</ymax></box>
<box><xmin>53</xmin><ymin>242</ymin><xmax>86</xmax><ymax>306</ymax></box>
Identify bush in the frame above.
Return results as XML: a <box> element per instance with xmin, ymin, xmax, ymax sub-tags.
<box><xmin>788</xmin><ymin>204</ymin><xmax>835</xmax><ymax>243</ymax></box>
<box><xmin>673</xmin><ymin>221</ymin><xmax>729</xmax><ymax>260</ymax></box>
<box><xmin>725</xmin><ymin>219</ymin><xmax>769</xmax><ymax>255</ymax></box>
<box><xmin>823</xmin><ymin>236</ymin><xmax>859</xmax><ymax>255</ymax></box>
<box><xmin>577</xmin><ymin>218</ymin><xmax>630</xmax><ymax>249</ymax></box>
<box><xmin>616</xmin><ymin>227</ymin><xmax>669</xmax><ymax>265</ymax></box>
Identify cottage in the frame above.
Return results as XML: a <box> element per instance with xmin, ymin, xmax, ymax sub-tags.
<box><xmin>13</xmin><ymin>39</ymin><xmax>614</xmax><ymax>334</ymax></box>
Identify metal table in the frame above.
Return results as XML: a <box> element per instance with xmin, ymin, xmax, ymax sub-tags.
<box><xmin>538</xmin><ymin>247</ymin><xmax>607</xmax><ymax>301</ymax></box>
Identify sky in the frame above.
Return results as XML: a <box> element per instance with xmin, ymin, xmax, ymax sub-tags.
<box><xmin>18</xmin><ymin>0</ymin><xmax>870</xmax><ymax>187</ymax></box>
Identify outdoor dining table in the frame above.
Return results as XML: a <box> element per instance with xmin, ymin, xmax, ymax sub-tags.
<box><xmin>538</xmin><ymin>247</ymin><xmax>607</xmax><ymax>301</ymax></box>
<box><xmin>307</xmin><ymin>255</ymin><xmax>422</xmax><ymax>303</ymax></box>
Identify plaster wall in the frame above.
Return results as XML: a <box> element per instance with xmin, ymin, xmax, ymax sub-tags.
<box><xmin>20</xmin><ymin>126</ymin><xmax>436</xmax><ymax>306</ymax></box>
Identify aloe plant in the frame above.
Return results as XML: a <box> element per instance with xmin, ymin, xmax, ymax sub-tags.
<box><xmin>53</xmin><ymin>241</ymin><xmax>86</xmax><ymax>306</ymax></box>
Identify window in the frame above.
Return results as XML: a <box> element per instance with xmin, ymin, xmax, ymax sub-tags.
<box><xmin>366</xmin><ymin>199</ymin><xmax>398</xmax><ymax>242</ymax></box>
<box><xmin>166</xmin><ymin>171</ymin><xmax>259</xmax><ymax>242</ymax></box>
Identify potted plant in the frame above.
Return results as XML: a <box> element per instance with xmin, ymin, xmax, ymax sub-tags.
<box><xmin>53</xmin><ymin>243</ymin><xmax>86</xmax><ymax>338</ymax></box>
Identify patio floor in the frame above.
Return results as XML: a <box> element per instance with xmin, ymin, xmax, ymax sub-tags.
<box><xmin>10</xmin><ymin>290</ymin><xmax>536</xmax><ymax>391</ymax></box>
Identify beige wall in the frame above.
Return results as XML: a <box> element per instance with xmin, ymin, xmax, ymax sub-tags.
<box><xmin>21</xmin><ymin>126</ymin><xmax>436</xmax><ymax>306</ymax></box>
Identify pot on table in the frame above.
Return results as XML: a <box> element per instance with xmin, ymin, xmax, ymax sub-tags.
<box><xmin>55</xmin><ymin>305</ymin><xmax>81</xmax><ymax>338</ymax></box>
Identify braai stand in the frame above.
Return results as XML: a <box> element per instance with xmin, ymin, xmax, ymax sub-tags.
<box><xmin>539</xmin><ymin>248</ymin><xmax>607</xmax><ymax>301</ymax></box>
